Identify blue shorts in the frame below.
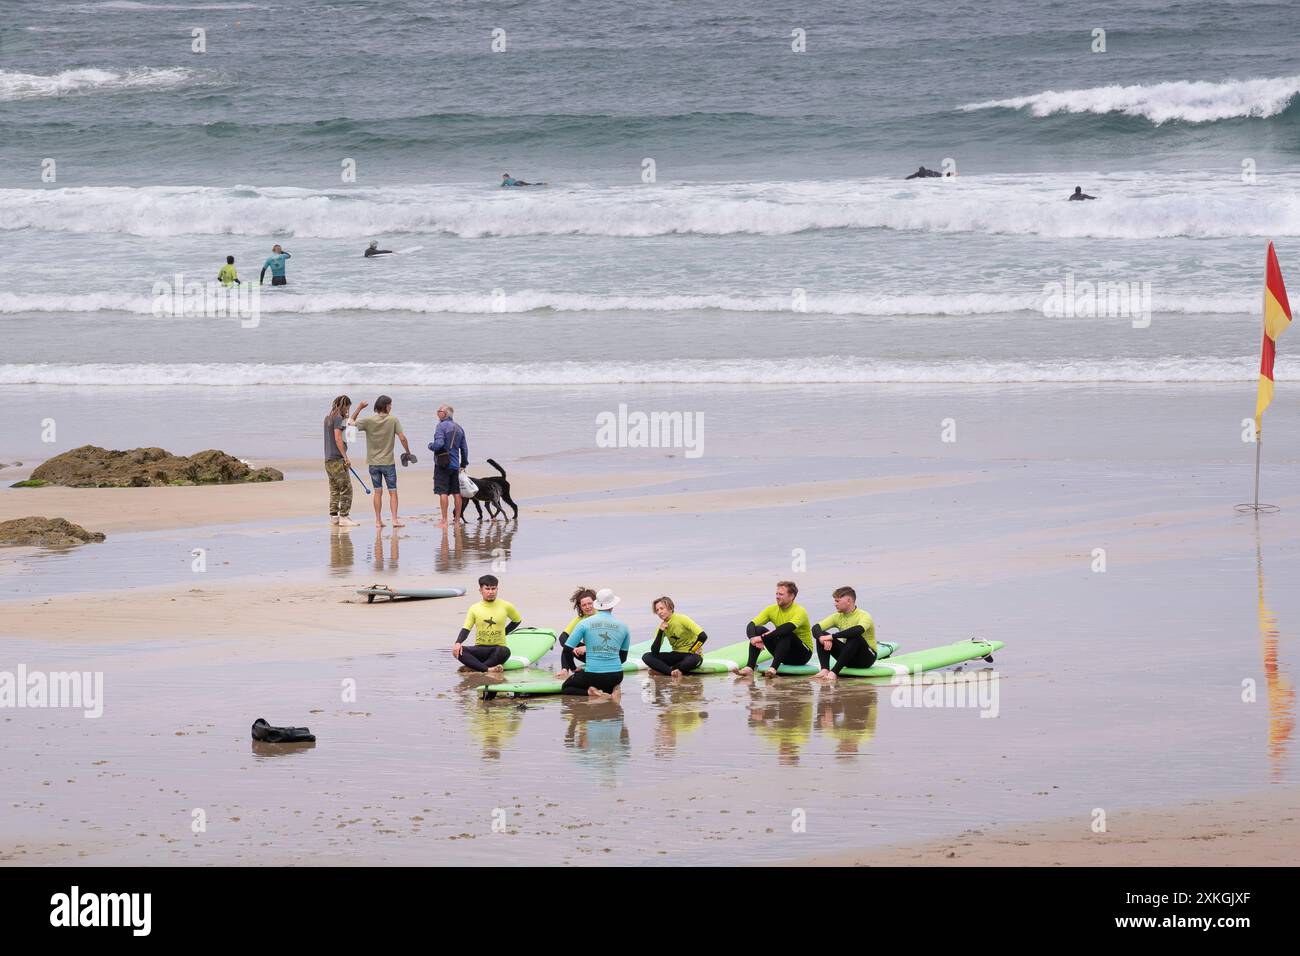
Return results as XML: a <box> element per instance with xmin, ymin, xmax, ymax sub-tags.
<box><xmin>434</xmin><ymin>464</ymin><xmax>459</xmax><ymax>495</ymax></box>
<box><xmin>369</xmin><ymin>464</ymin><xmax>397</xmax><ymax>490</ymax></box>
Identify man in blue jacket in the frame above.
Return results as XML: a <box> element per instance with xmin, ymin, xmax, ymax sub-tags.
<box><xmin>429</xmin><ymin>404</ymin><xmax>469</xmax><ymax>527</ymax></box>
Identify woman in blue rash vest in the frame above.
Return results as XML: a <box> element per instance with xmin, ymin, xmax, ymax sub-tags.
<box><xmin>561</xmin><ymin>588</ymin><xmax>630</xmax><ymax>698</ymax></box>
<box><xmin>554</xmin><ymin>586</ymin><xmax>597</xmax><ymax>678</ymax></box>
<box><xmin>642</xmin><ymin>596</ymin><xmax>708</xmax><ymax>677</ymax></box>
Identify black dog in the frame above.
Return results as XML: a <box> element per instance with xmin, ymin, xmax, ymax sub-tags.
<box><xmin>461</xmin><ymin>458</ymin><xmax>519</xmax><ymax>521</ymax></box>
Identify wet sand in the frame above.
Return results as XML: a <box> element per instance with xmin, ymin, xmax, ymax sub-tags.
<box><xmin>3</xmin><ymin>384</ymin><xmax>1299</xmax><ymax>865</ymax></box>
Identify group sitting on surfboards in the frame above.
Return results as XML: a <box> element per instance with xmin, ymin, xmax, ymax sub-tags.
<box><xmin>454</xmin><ymin>576</ymin><xmax>878</xmax><ymax>699</ymax></box>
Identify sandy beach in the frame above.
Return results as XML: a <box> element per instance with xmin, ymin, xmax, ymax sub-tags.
<box><xmin>3</xmin><ymin>381</ymin><xmax>1297</xmax><ymax>866</ymax></box>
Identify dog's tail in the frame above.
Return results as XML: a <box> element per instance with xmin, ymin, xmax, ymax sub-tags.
<box><xmin>486</xmin><ymin>458</ymin><xmax>507</xmax><ymax>478</ymax></box>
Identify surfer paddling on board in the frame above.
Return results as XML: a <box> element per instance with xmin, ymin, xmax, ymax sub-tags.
<box><xmin>1068</xmin><ymin>186</ymin><xmax>1096</xmax><ymax>201</ymax></box>
<box><xmin>738</xmin><ymin>581</ymin><xmax>814</xmax><ymax>678</ymax></box>
<box><xmin>810</xmin><ymin>586</ymin><xmax>877</xmax><ymax>681</ymax></box>
<box><xmin>501</xmin><ymin>173</ymin><xmax>545</xmax><ymax>187</ymax></box>
<box><xmin>453</xmin><ymin>574</ymin><xmax>523</xmax><ymax>673</ymax></box>
<box><xmin>561</xmin><ymin>588</ymin><xmax>630</xmax><ymax>698</ymax></box>
<box><xmin>364</xmin><ymin>240</ymin><xmax>393</xmax><ymax>257</ymax></box>
<box><xmin>642</xmin><ymin>596</ymin><xmax>708</xmax><ymax>677</ymax></box>
<box><xmin>554</xmin><ymin>586</ymin><xmax>597</xmax><ymax>678</ymax></box>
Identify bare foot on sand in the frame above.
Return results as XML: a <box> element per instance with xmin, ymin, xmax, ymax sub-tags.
<box><xmin>737</xmin><ymin>667</ymin><xmax>754</xmax><ymax>677</ymax></box>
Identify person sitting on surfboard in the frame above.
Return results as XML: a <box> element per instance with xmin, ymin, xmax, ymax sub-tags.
<box><xmin>561</xmin><ymin>588</ymin><xmax>630</xmax><ymax>698</ymax></box>
<box><xmin>364</xmin><ymin>240</ymin><xmax>393</xmax><ymax>257</ymax></box>
<box><xmin>811</xmin><ymin>586</ymin><xmax>877</xmax><ymax>681</ymax></box>
<box><xmin>555</xmin><ymin>586</ymin><xmax>597</xmax><ymax>678</ymax></box>
<box><xmin>739</xmin><ymin>581</ymin><xmax>813</xmax><ymax>678</ymax></box>
<box><xmin>642</xmin><ymin>596</ymin><xmax>708</xmax><ymax>677</ymax></box>
<box><xmin>453</xmin><ymin>574</ymin><xmax>523</xmax><ymax>674</ymax></box>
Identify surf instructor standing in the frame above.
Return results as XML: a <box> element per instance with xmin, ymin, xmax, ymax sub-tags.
<box><xmin>260</xmin><ymin>244</ymin><xmax>291</xmax><ymax>285</ymax></box>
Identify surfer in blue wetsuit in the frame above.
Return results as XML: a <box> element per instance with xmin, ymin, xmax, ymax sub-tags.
<box><xmin>501</xmin><ymin>173</ymin><xmax>544</xmax><ymax>187</ymax></box>
<box><xmin>1068</xmin><ymin>186</ymin><xmax>1096</xmax><ymax>201</ymax></box>
<box><xmin>259</xmin><ymin>244</ymin><xmax>291</xmax><ymax>285</ymax></box>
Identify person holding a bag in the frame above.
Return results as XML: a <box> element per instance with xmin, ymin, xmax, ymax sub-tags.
<box><xmin>429</xmin><ymin>404</ymin><xmax>469</xmax><ymax>528</ymax></box>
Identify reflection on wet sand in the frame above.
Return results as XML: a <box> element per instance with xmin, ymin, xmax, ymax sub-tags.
<box><xmin>562</xmin><ymin>697</ymin><xmax>629</xmax><ymax>782</ymax></box>
<box><xmin>745</xmin><ymin>679</ymin><xmax>814</xmax><ymax>767</ymax></box>
<box><xmin>328</xmin><ymin>528</ymin><xmax>354</xmax><ymax>575</ymax></box>
<box><xmin>645</xmin><ymin>675</ymin><xmax>709</xmax><ymax>758</ymax></box>
<box><xmin>367</xmin><ymin>529</ymin><xmax>399</xmax><ymax>572</ymax></box>
<box><xmin>466</xmin><ymin>696</ymin><xmax>524</xmax><ymax>761</ymax></box>
<box><xmin>816</xmin><ymin>684</ymin><xmax>879</xmax><ymax>756</ymax></box>
<box><xmin>436</xmin><ymin>520</ymin><xmax>518</xmax><ymax>574</ymax></box>
<box><xmin>1254</xmin><ymin>521</ymin><xmax>1295</xmax><ymax>778</ymax></box>
<box><xmin>251</xmin><ymin>740</ymin><xmax>317</xmax><ymax>758</ymax></box>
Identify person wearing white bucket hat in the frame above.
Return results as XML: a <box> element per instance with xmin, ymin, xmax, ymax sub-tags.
<box><xmin>561</xmin><ymin>588</ymin><xmax>630</xmax><ymax>698</ymax></box>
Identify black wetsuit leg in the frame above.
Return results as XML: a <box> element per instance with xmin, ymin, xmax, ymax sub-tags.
<box><xmin>643</xmin><ymin>651</ymin><xmax>702</xmax><ymax>675</ymax></box>
<box><xmin>561</xmin><ymin>670</ymin><xmax>623</xmax><ymax>695</ymax></box>
<box><xmin>561</xmin><ymin>644</ymin><xmax>579</xmax><ymax>671</ymax></box>
<box><xmin>831</xmin><ymin>636</ymin><xmax>876</xmax><ymax>674</ymax></box>
<box><xmin>460</xmin><ymin>645</ymin><xmax>511</xmax><ymax>672</ymax></box>
<box><xmin>767</xmin><ymin>632</ymin><xmax>812</xmax><ymax>670</ymax></box>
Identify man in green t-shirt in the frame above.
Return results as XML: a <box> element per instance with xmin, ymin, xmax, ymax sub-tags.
<box><xmin>811</xmin><ymin>586</ymin><xmax>877</xmax><ymax>680</ymax></box>
<box><xmin>349</xmin><ymin>394</ymin><xmax>412</xmax><ymax>528</ymax></box>
<box><xmin>739</xmin><ymin>580</ymin><xmax>813</xmax><ymax>677</ymax></box>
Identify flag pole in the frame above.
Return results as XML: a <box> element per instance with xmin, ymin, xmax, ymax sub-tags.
<box><xmin>1237</xmin><ymin>242</ymin><xmax>1282</xmax><ymax>514</ymax></box>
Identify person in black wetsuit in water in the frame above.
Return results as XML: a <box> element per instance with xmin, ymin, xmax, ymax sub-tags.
<box><xmin>364</xmin><ymin>240</ymin><xmax>393</xmax><ymax>257</ymax></box>
<box><xmin>1069</xmin><ymin>186</ymin><xmax>1097</xmax><ymax>201</ymax></box>
<box><xmin>906</xmin><ymin>165</ymin><xmax>943</xmax><ymax>179</ymax></box>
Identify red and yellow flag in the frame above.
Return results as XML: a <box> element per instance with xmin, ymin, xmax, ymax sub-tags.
<box><xmin>1255</xmin><ymin>242</ymin><xmax>1293</xmax><ymax>431</ymax></box>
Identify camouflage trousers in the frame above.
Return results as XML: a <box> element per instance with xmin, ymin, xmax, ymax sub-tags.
<box><xmin>326</xmin><ymin>458</ymin><xmax>353</xmax><ymax>517</ymax></box>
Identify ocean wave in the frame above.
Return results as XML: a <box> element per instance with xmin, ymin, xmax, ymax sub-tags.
<box><xmin>4</xmin><ymin>179</ymin><xmax>1299</xmax><ymax>240</ymax></box>
<box><xmin>81</xmin><ymin>2</ymin><xmax>262</xmax><ymax>10</ymax></box>
<box><xmin>0</xmin><ymin>290</ymin><xmax>1257</xmax><ymax>317</ymax></box>
<box><xmin>0</xmin><ymin>358</ymin><xmax>1262</xmax><ymax>387</ymax></box>
<box><xmin>961</xmin><ymin>75</ymin><xmax>1300</xmax><ymax>125</ymax></box>
<box><xmin>0</xmin><ymin>67</ymin><xmax>198</xmax><ymax>101</ymax></box>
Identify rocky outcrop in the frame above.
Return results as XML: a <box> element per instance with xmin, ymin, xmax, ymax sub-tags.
<box><xmin>0</xmin><ymin>517</ymin><xmax>106</xmax><ymax>547</ymax></box>
<box><xmin>27</xmin><ymin>446</ymin><xmax>282</xmax><ymax>488</ymax></box>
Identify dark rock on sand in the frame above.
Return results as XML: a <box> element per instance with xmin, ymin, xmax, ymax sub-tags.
<box><xmin>0</xmin><ymin>517</ymin><xmax>106</xmax><ymax>548</ymax></box>
<box><xmin>28</xmin><ymin>445</ymin><xmax>283</xmax><ymax>488</ymax></box>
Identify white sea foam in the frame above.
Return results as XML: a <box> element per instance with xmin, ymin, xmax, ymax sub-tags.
<box><xmin>0</xmin><ymin>67</ymin><xmax>197</xmax><ymax>101</ymax></box>
<box><xmin>3</xmin><ymin>177</ymin><xmax>1298</xmax><ymax>240</ymax></box>
<box><xmin>0</xmin><ymin>290</ymin><xmax>1256</xmax><ymax>317</ymax></box>
<box><xmin>0</xmin><ymin>358</ymin><xmax>1261</xmax><ymax>387</ymax></box>
<box><xmin>961</xmin><ymin>75</ymin><xmax>1300</xmax><ymax>124</ymax></box>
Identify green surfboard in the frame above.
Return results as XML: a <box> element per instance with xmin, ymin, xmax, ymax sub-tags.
<box><xmin>500</xmin><ymin>627</ymin><xmax>557</xmax><ymax>670</ymax></box>
<box><xmin>767</xmin><ymin>638</ymin><xmax>1001</xmax><ymax>677</ymax></box>
<box><xmin>480</xmin><ymin>639</ymin><xmax>912</xmax><ymax>697</ymax></box>
<box><xmin>357</xmin><ymin>585</ymin><xmax>466</xmax><ymax>603</ymax></box>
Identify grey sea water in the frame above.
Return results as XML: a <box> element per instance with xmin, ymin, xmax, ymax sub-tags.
<box><xmin>1</xmin><ymin>0</ymin><xmax>1299</xmax><ymax>390</ymax></box>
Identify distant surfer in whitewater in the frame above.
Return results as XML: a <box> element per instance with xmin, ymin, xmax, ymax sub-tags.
<box><xmin>1068</xmin><ymin>186</ymin><xmax>1096</xmax><ymax>201</ymax></box>
<box><xmin>905</xmin><ymin>165</ymin><xmax>943</xmax><ymax>179</ymax></box>
<box><xmin>364</xmin><ymin>240</ymin><xmax>393</xmax><ymax>257</ymax></box>
<box><xmin>501</xmin><ymin>173</ymin><xmax>545</xmax><ymax>187</ymax></box>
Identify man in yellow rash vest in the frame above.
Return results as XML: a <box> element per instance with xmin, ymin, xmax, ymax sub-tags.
<box><xmin>739</xmin><ymin>580</ymin><xmax>813</xmax><ymax>678</ymax></box>
<box><xmin>642</xmin><ymin>596</ymin><xmax>708</xmax><ymax>676</ymax></box>
<box><xmin>452</xmin><ymin>574</ymin><xmax>523</xmax><ymax>673</ymax></box>
<box><xmin>811</xmin><ymin>585</ymin><xmax>876</xmax><ymax>681</ymax></box>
